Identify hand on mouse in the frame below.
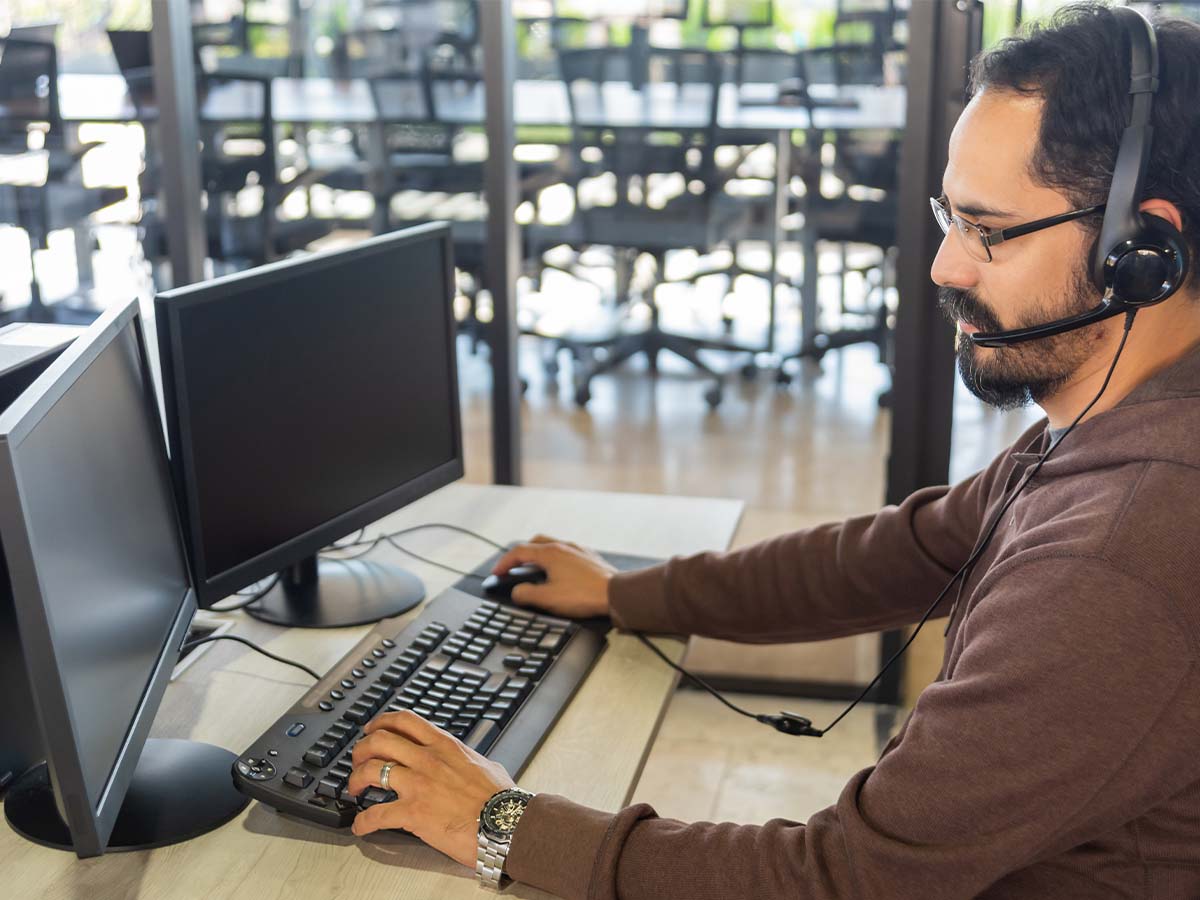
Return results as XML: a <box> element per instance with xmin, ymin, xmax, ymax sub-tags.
<box><xmin>491</xmin><ymin>535</ymin><xmax>616</xmax><ymax>619</ymax></box>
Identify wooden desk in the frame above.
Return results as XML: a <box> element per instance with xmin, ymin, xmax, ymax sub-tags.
<box><xmin>2</xmin><ymin>482</ymin><xmax>742</xmax><ymax>900</ymax></box>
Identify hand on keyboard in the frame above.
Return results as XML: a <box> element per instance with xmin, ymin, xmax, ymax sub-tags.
<box><xmin>492</xmin><ymin>535</ymin><xmax>616</xmax><ymax>619</ymax></box>
<box><xmin>348</xmin><ymin>709</ymin><xmax>515</xmax><ymax>868</ymax></box>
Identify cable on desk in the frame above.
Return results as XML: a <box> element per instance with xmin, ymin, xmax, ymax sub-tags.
<box><xmin>179</xmin><ymin>634</ymin><xmax>320</xmax><ymax>681</ymax></box>
<box><xmin>320</xmin><ymin>522</ymin><xmax>507</xmax><ymax>580</ymax></box>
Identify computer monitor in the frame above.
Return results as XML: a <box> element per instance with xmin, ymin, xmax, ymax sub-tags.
<box><xmin>0</xmin><ymin>299</ymin><xmax>248</xmax><ymax>858</ymax></box>
<box><xmin>155</xmin><ymin>222</ymin><xmax>463</xmax><ymax>628</ymax></box>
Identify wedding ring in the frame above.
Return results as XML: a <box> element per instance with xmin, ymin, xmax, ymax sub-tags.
<box><xmin>380</xmin><ymin>762</ymin><xmax>394</xmax><ymax>792</ymax></box>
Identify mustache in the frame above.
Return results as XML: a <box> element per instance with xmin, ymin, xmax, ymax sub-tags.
<box><xmin>937</xmin><ymin>287</ymin><xmax>1004</xmax><ymax>333</ymax></box>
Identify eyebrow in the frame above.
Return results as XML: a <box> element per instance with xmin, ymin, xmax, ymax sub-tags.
<box><xmin>942</xmin><ymin>191</ymin><xmax>1019</xmax><ymax>221</ymax></box>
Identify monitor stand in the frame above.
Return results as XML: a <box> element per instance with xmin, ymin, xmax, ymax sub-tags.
<box><xmin>244</xmin><ymin>554</ymin><xmax>425</xmax><ymax>628</ymax></box>
<box><xmin>4</xmin><ymin>739</ymin><xmax>249</xmax><ymax>854</ymax></box>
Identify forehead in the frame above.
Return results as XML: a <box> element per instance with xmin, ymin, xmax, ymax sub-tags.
<box><xmin>943</xmin><ymin>89</ymin><xmax>1052</xmax><ymax>212</ymax></box>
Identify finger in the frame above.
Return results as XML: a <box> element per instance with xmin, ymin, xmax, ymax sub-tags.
<box><xmin>355</xmin><ymin>724</ymin><xmax>441</xmax><ymax>768</ymax></box>
<box><xmin>530</xmin><ymin>534</ymin><xmax>560</xmax><ymax>544</ymax></box>
<box><xmin>364</xmin><ymin>709</ymin><xmax>447</xmax><ymax>745</ymax></box>
<box><xmin>491</xmin><ymin>542</ymin><xmax>547</xmax><ymax>575</ymax></box>
<box><xmin>352</xmin><ymin>798</ymin><xmax>410</xmax><ymax>837</ymax></box>
<box><xmin>510</xmin><ymin>580</ymin><xmax>554</xmax><ymax>608</ymax></box>
<box><xmin>346</xmin><ymin>756</ymin><xmax>402</xmax><ymax>796</ymax></box>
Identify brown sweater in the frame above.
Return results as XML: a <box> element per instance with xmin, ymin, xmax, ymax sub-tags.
<box><xmin>505</xmin><ymin>345</ymin><xmax>1200</xmax><ymax>900</ymax></box>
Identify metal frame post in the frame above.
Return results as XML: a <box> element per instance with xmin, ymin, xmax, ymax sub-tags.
<box><xmin>880</xmin><ymin>0</ymin><xmax>984</xmax><ymax>705</ymax></box>
<box><xmin>481</xmin><ymin>1</ymin><xmax>523</xmax><ymax>485</ymax></box>
<box><xmin>151</xmin><ymin>0</ymin><xmax>207</xmax><ymax>288</ymax></box>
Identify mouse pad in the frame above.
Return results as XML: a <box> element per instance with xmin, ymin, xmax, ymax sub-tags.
<box><xmin>452</xmin><ymin>549</ymin><xmax>663</xmax><ymax>634</ymax></box>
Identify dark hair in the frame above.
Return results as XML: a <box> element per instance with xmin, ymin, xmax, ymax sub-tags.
<box><xmin>969</xmin><ymin>2</ymin><xmax>1200</xmax><ymax>284</ymax></box>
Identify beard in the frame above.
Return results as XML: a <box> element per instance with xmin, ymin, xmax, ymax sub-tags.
<box><xmin>937</xmin><ymin>265</ymin><xmax>1102</xmax><ymax>411</ymax></box>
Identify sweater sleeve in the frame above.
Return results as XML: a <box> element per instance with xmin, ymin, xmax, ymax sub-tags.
<box><xmin>606</xmin><ymin>427</ymin><xmax>1031</xmax><ymax>642</ymax></box>
<box><xmin>506</xmin><ymin>556</ymin><xmax>1195</xmax><ymax>900</ymax></box>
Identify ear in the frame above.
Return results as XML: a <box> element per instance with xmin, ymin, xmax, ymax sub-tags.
<box><xmin>1138</xmin><ymin>199</ymin><xmax>1184</xmax><ymax>234</ymax></box>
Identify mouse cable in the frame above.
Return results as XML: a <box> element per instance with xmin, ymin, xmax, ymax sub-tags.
<box><xmin>179</xmin><ymin>634</ymin><xmax>321</xmax><ymax>681</ymax></box>
<box><xmin>638</xmin><ymin>311</ymin><xmax>1137</xmax><ymax>739</ymax></box>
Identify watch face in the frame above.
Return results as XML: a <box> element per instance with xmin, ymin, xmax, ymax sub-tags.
<box><xmin>484</xmin><ymin>792</ymin><xmax>530</xmax><ymax>836</ymax></box>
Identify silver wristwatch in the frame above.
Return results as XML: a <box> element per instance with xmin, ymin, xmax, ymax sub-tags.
<box><xmin>477</xmin><ymin>787</ymin><xmax>535</xmax><ymax>891</ymax></box>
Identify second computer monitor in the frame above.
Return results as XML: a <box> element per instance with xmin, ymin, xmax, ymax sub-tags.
<box><xmin>155</xmin><ymin>222</ymin><xmax>463</xmax><ymax>627</ymax></box>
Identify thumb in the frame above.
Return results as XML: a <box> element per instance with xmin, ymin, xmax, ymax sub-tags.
<box><xmin>351</xmin><ymin>804</ymin><xmax>389</xmax><ymax>836</ymax></box>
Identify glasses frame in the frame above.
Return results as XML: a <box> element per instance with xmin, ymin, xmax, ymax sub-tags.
<box><xmin>930</xmin><ymin>195</ymin><xmax>1107</xmax><ymax>262</ymax></box>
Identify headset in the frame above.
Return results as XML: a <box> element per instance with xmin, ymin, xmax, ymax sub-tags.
<box><xmin>635</xmin><ymin>6</ymin><xmax>1190</xmax><ymax>738</ymax></box>
<box><xmin>971</xmin><ymin>5</ymin><xmax>1189</xmax><ymax>348</ymax></box>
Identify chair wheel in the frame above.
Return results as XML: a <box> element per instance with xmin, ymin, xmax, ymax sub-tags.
<box><xmin>543</xmin><ymin>360</ymin><xmax>560</xmax><ymax>377</ymax></box>
<box><xmin>704</xmin><ymin>385</ymin><xmax>723</xmax><ymax>409</ymax></box>
<box><xmin>574</xmin><ymin>384</ymin><xmax>591</xmax><ymax>407</ymax></box>
<box><xmin>775</xmin><ymin>369</ymin><xmax>793</xmax><ymax>386</ymax></box>
<box><xmin>740</xmin><ymin>362</ymin><xmax>758</xmax><ymax>381</ymax></box>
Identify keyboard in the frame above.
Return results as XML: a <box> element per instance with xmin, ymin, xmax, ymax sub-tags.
<box><xmin>231</xmin><ymin>587</ymin><xmax>605</xmax><ymax>828</ymax></box>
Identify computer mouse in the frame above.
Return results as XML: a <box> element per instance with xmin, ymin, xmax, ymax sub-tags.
<box><xmin>481</xmin><ymin>565</ymin><xmax>547</xmax><ymax>599</ymax></box>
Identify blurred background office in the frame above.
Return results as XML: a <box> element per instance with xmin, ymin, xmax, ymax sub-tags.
<box><xmin>2</xmin><ymin>0</ymin><xmax>1197</xmax><ymax>827</ymax></box>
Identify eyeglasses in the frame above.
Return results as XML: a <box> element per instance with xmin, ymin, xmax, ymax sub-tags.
<box><xmin>930</xmin><ymin>195</ymin><xmax>1106</xmax><ymax>263</ymax></box>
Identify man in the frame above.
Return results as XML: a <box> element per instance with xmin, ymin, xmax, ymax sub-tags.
<box><xmin>346</xmin><ymin>4</ymin><xmax>1200</xmax><ymax>897</ymax></box>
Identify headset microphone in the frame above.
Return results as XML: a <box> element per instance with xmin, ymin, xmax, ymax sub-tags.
<box><xmin>970</xmin><ymin>6</ymin><xmax>1188</xmax><ymax>350</ymax></box>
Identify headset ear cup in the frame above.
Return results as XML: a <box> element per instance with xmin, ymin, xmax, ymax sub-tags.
<box><xmin>1111</xmin><ymin>213</ymin><xmax>1189</xmax><ymax>305</ymax></box>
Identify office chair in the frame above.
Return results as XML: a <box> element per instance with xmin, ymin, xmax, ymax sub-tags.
<box><xmin>538</xmin><ymin>46</ymin><xmax>762</xmax><ymax>409</ymax></box>
<box><xmin>0</xmin><ymin>33</ymin><xmax>126</xmax><ymax>324</ymax></box>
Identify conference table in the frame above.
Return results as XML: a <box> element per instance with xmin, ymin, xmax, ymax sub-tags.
<box><xmin>48</xmin><ymin>72</ymin><xmax>906</xmax><ymax>355</ymax></box>
<box><xmin>1</xmin><ymin>481</ymin><xmax>743</xmax><ymax>900</ymax></box>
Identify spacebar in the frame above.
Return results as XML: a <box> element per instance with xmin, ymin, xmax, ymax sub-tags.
<box><xmin>466</xmin><ymin>720</ymin><xmax>501</xmax><ymax>755</ymax></box>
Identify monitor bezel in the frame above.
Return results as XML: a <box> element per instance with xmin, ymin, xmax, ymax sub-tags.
<box><xmin>0</xmin><ymin>299</ymin><xmax>197</xmax><ymax>858</ymax></box>
<box><xmin>155</xmin><ymin>221</ymin><xmax>465</xmax><ymax>608</ymax></box>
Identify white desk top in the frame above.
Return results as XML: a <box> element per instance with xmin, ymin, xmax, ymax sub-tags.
<box><xmin>2</xmin><ymin>481</ymin><xmax>742</xmax><ymax>900</ymax></box>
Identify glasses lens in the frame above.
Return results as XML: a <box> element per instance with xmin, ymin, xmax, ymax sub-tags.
<box><xmin>930</xmin><ymin>198</ymin><xmax>991</xmax><ymax>262</ymax></box>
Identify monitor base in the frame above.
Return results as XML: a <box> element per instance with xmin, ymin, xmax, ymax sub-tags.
<box><xmin>244</xmin><ymin>556</ymin><xmax>425</xmax><ymax>628</ymax></box>
<box><xmin>3</xmin><ymin>739</ymin><xmax>249</xmax><ymax>855</ymax></box>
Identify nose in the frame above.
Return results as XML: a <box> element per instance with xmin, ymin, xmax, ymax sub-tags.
<box><xmin>930</xmin><ymin>230</ymin><xmax>981</xmax><ymax>291</ymax></box>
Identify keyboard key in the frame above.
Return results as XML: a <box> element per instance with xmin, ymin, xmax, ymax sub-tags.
<box><xmin>507</xmin><ymin>676</ymin><xmax>532</xmax><ymax>696</ymax></box>
<box><xmin>361</xmin><ymin>658</ymin><xmax>377</xmax><ymax>669</ymax></box>
<box><xmin>448</xmin><ymin>660</ymin><xmax>490</xmax><ymax>680</ymax></box>
<box><xmin>498</xmin><ymin>688</ymin><xmax>522</xmax><ymax>703</ymax></box>
<box><xmin>480</xmin><ymin>672</ymin><xmax>509</xmax><ymax>695</ymax></box>
<box><xmin>351</xmin><ymin>668</ymin><xmax>366</xmax><ymax>679</ymax></box>
<box><xmin>499</xmin><ymin>632</ymin><xmax>520</xmax><ymax>646</ymax></box>
<box><xmin>318</xmin><ymin>700</ymin><xmax>334</xmax><ymax>712</ymax></box>
<box><xmin>381</xmin><ymin>639</ymin><xmax>396</xmax><ymax>649</ymax></box>
<box><xmin>372</xmin><ymin>648</ymin><xmax>387</xmax><ymax>659</ymax></box>
<box><xmin>414</xmin><ymin>704</ymin><xmax>436</xmax><ymax>719</ymax></box>
<box><xmin>432</xmin><ymin>714</ymin><xmax>452</xmax><ymax>728</ymax></box>
<box><xmin>284</xmin><ymin>767</ymin><xmax>313</xmax><ymax>788</ymax></box>
<box><xmin>534</xmin><ymin>613</ymin><xmax>572</xmax><ymax>630</ymax></box>
<box><xmin>329</xmin><ymin>763</ymin><xmax>353</xmax><ymax>780</ymax></box>
<box><xmin>503</xmin><ymin>654</ymin><xmax>525</xmax><ymax>670</ymax></box>
<box><xmin>304</xmin><ymin>746</ymin><xmax>334</xmax><ymax>767</ymax></box>
<box><xmin>330</xmin><ymin>689</ymin><xmax>346</xmax><ymax>701</ymax></box>
<box><xmin>518</xmin><ymin>664</ymin><xmax>543</xmax><ymax>679</ymax></box>
<box><xmin>488</xmin><ymin>700</ymin><xmax>515</xmax><ymax>723</ymax></box>
<box><xmin>424</xmin><ymin>656</ymin><xmax>451</xmax><ymax>674</ymax></box>
<box><xmin>518</xmin><ymin>636</ymin><xmax>540</xmax><ymax>651</ymax></box>
<box><xmin>341</xmin><ymin>678</ymin><xmax>356</xmax><ymax>690</ymax></box>
<box><xmin>344</xmin><ymin>703</ymin><xmax>373</xmax><ymax>724</ymax></box>
<box><xmin>481</xmin><ymin>626</ymin><xmax>503</xmax><ymax>639</ymax></box>
<box><xmin>317</xmin><ymin>777</ymin><xmax>345</xmax><ymax>799</ymax></box>
<box><xmin>538</xmin><ymin>632</ymin><xmax>568</xmax><ymax>653</ymax></box>
<box><xmin>359</xmin><ymin>787</ymin><xmax>397</xmax><ymax>808</ymax></box>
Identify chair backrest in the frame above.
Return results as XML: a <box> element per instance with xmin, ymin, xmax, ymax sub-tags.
<box><xmin>800</xmin><ymin>42</ymin><xmax>885</xmax><ymax>87</ymax></box>
<box><xmin>558</xmin><ymin>45</ymin><xmax>725</xmax><ymax>191</ymax></box>
<box><xmin>0</xmin><ymin>31</ymin><xmax>61</xmax><ymax>148</ymax></box>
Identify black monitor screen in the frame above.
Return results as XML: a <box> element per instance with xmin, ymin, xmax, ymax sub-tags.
<box><xmin>163</xmin><ymin>228</ymin><xmax>460</xmax><ymax>593</ymax></box>
<box><xmin>0</xmin><ymin>310</ymin><xmax>190</xmax><ymax>816</ymax></box>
